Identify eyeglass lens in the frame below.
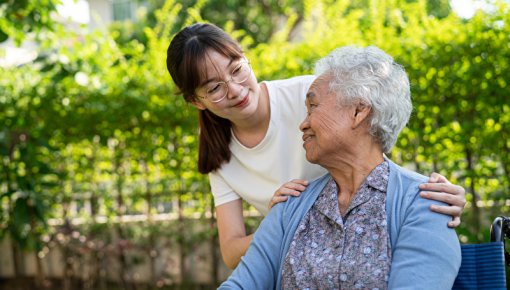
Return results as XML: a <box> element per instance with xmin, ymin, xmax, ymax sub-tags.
<box><xmin>206</xmin><ymin>62</ymin><xmax>251</xmax><ymax>102</ymax></box>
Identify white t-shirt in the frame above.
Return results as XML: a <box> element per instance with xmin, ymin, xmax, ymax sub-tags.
<box><xmin>208</xmin><ymin>75</ymin><xmax>327</xmax><ymax>215</ymax></box>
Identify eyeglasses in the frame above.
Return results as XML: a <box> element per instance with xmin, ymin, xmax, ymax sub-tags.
<box><xmin>197</xmin><ymin>61</ymin><xmax>252</xmax><ymax>103</ymax></box>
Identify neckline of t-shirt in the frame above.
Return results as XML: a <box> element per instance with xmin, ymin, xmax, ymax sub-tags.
<box><xmin>230</xmin><ymin>80</ymin><xmax>278</xmax><ymax>153</ymax></box>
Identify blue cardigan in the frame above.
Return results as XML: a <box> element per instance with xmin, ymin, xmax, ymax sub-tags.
<box><xmin>219</xmin><ymin>159</ymin><xmax>461</xmax><ymax>289</ymax></box>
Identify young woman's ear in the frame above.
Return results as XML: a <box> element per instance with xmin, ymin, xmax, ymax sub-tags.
<box><xmin>191</xmin><ymin>98</ymin><xmax>207</xmax><ymax>110</ymax></box>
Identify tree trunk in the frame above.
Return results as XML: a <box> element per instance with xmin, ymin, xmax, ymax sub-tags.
<box><xmin>209</xmin><ymin>193</ymin><xmax>218</xmax><ymax>285</ymax></box>
<box><xmin>114</xmin><ymin>154</ymin><xmax>131</xmax><ymax>290</ymax></box>
<box><xmin>12</xmin><ymin>242</ymin><xmax>23</xmax><ymax>279</ymax></box>
<box><xmin>3</xmin><ymin>140</ymin><xmax>24</xmax><ymax>280</ymax></box>
<box><xmin>85</xmin><ymin>148</ymin><xmax>99</xmax><ymax>290</ymax></box>
<box><xmin>62</xmin><ymin>213</ymin><xmax>74</xmax><ymax>290</ymax></box>
<box><xmin>465</xmin><ymin>148</ymin><xmax>482</xmax><ymax>242</ymax></box>
<box><xmin>432</xmin><ymin>159</ymin><xmax>438</xmax><ymax>175</ymax></box>
<box><xmin>142</xmin><ymin>159</ymin><xmax>157</xmax><ymax>287</ymax></box>
<box><xmin>177</xmin><ymin>189</ymin><xmax>186</xmax><ymax>284</ymax></box>
<box><xmin>502</xmin><ymin>132</ymin><xmax>510</xmax><ymax>204</ymax></box>
<box><xmin>31</xmin><ymin>217</ymin><xmax>45</xmax><ymax>288</ymax></box>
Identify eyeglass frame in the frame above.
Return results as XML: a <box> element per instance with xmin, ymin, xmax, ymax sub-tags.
<box><xmin>195</xmin><ymin>59</ymin><xmax>252</xmax><ymax>103</ymax></box>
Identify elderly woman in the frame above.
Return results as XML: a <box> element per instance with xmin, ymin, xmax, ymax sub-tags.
<box><xmin>219</xmin><ymin>46</ymin><xmax>461</xmax><ymax>289</ymax></box>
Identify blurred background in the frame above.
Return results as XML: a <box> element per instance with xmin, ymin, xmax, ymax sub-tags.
<box><xmin>0</xmin><ymin>0</ymin><xmax>509</xmax><ymax>289</ymax></box>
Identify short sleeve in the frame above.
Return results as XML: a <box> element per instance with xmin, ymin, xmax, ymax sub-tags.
<box><xmin>208</xmin><ymin>171</ymin><xmax>241</xmax><ymax>207</ymax></box>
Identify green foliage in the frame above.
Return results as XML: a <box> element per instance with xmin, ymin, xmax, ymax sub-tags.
<box><xmin>0</xmin><ymin>0</ymin><xmax>62</xmax><ymax>45</ymax></box>
<box><xmin>0</xmin><ymin>0</ymin><xmax>509</xmax><ymax>284</ymax></box>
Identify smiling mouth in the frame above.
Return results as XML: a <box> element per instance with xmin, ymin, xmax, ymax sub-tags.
<box><xmin>302</xmin><ymin>134</ymin><xmax>313</xmax><ymax>146</ymax></box>
<box><xmin>234</xmin><ymin>93</ymin><xmax>250</xmax><ymax>108</ymax></box>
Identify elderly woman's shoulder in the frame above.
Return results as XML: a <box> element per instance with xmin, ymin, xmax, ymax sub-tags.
<box><xmin>280</xmin><ymin>173</ymin><xmax>331</xmax><ymax>214</ymax></box>
<box><xmin>386</xmin><ymin>160</ymin><xmax>440</xmax><ymax>214</ymax></box>
<box><xmin>386</xmin><ymin>159</ymin><xmax>456</xmax><ymax>220</ymax></box>
<box><xmin>387</xmin><ymin>159</ymin><xmax>428</xmax><ymax>186</ymax></box>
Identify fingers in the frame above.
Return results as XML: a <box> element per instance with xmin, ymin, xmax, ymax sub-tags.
<box><xmin>268</xmin><ymin>196</ymin><xmax>288</xmax><ymax>209</ymax></box>
<box><xmin>448</xmin><ymin>216</ymin><xmax>461</xmax><ymax>228</ymax></box>
<box><xmin>422</xmin><ymin>189</ymin><xmax>465</xmax><ymax>227</ymax></box>
<box><xmin>419</xmin><ymin>182</ymin><xmax>465</xmax><ymax>197</ymax></box>
<box><xmin>268</xmin><ymin>179</ymin><xmax>309</xmax><ymax>209</ymax></box>
<box><xmin>428</xmin><ymin>172</ymin><xmax>450</xmax><ymax>184</ymax></box>
<box><xmin>428</xmin><ymin>202</ymin><xmax>463</xmax><ymax>217</ymax></box>
<box><xmin>287</xmin><ymin>179</ymin><xmax>309</xmax><ymax>187</ymax></box>
<box><xmin>421</xmin><ymin>173</ymin><xmax>467</xmax><ymax>228</ymax></box>
<box><xmin>420</xmin><ymin>190</ymin><xmax>466</xmax><ymax>207</ymax></box>
<box><xmin>274</xmin><ymin>179</ymin><xmax>309</xmax><ymax>197</ymax></box>
<box><xmin>428</xmin><ymin>204</ymin><xmax>463</xmax><ymax>228</ymax></box>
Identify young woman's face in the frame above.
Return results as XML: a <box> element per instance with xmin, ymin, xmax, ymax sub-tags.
<box><xmin>191</xmin><ymin>50</ymin><xmax>261</xmax><ymax>122</ymax></box>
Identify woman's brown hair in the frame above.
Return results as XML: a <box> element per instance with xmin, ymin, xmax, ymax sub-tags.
<box><xmin>166</xmin><ymin>23</ymin><xmax>244</xmax><ymax>174</ymax></box>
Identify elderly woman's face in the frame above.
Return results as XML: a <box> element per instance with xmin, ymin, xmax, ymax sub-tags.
<box><xmin>299</xmin><ymin>74</ymin><xmax>353</xmax><ymax>165</ymax></box>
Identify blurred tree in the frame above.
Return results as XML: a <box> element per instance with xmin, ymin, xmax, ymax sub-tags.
<box><xmin>108</xmin><ymin>0</ymin><xmax>304</xmax><ymax>47</ymax></box>
<box><xmin>108</xmin><ymin>0</ymin><xmax>453</xmax><ymax>49</ymax></box>
<box><xmin>0</xmin><ymin>0</ymin><xmax>509</xmax><ymax>287</ymax></box>
<box><xmin>0</xmin><ymin>0</ymin><xmax>62</xmax><ymax>45</ymax></box>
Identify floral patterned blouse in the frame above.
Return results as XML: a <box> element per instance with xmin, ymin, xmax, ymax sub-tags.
<box><xmin>281</xmin><ymin>161</ymin><xmax>391</xmax><ymax>290</ymax></box>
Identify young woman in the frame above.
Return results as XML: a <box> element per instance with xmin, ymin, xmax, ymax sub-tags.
<box><xmin>166</xmin><ymin>23</ymin><xmax>466</xmax><ymax>269</ymax></box>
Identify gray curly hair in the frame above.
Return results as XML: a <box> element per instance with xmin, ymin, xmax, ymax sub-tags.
<box><xmin>314</xmin><ymin>46</ymin><xmax>412</xmax><ymax>153</ymax></box>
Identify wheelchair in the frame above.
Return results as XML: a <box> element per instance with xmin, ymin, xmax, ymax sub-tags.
<box><xmin>452</xmin><ymin>216</ymin><xmax>510</xmax><ymax>289</ymax></box>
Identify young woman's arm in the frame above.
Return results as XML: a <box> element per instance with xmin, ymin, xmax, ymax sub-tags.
<box><xmin>217</xmin><ymin>179</ymin><xmax>309</xmax><ymax>268</ymax></box>
<box><xmin>219</xmin><ymin>200</ymin><xmax>287</xmax><ymax>289</ymax></box>
<box><xmin>216</xmin><ymin>199</ymin><xmax>253</xmax><ymax>269</ymax></box>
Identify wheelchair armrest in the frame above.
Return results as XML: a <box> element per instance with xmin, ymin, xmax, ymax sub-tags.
<box><xmin>490</xmin><ymin>216</ymin><xmax>510</xmax><ymax>266</ymax></box>
<box><xmin>490</xmin><ymin>216</ymin><xmax>510</xmax><ymax>242</ymax></box>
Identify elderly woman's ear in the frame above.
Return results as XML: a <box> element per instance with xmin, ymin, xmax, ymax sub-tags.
<box><xmin>352</xmin><ymin>102</ymin><xmax>371</xmax><ymax>129</ymax></box>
